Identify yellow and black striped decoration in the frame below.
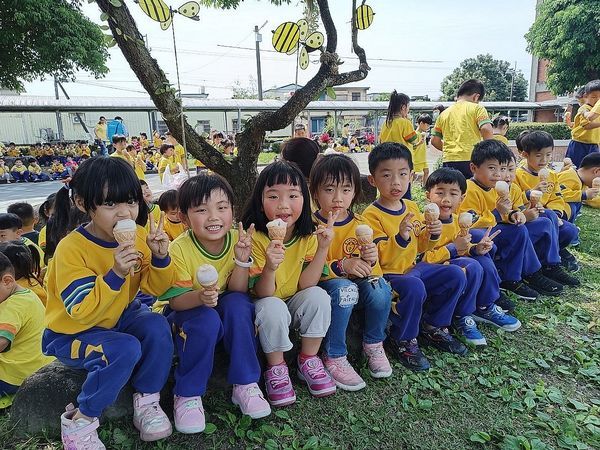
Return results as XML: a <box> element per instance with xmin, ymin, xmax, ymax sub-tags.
<box><xmin>137</xmin><ymin>0</ymin><xmax>171</xmax><ymax>23</ymax></box>
<box><xmin>355</xmin><ymin>4</ymin><xmax>374</xmax><ymax>30</ymax></box>
<box><xmin>272</xmin><ymin>21</ymin><xmax>301</xmax><ymax>54</ymax></box>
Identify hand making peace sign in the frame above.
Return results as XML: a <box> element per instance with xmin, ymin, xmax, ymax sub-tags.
<box><xmin>314</xmin><ymin>210</ymin><xmax>339</xmax><ymax>250</ymax></box>
<box><xmin>147</xmin><ymin>211</ymin><xmax>170</xmax><ymax>259</ymax></box>
<box><xmin>474</xmin><ymin>226</ymin><xmax>501</xmax><ymax>256</ymax></box>
<box><xmin>234</xmin><ymin>222</ymin><xmax>255</xmax><ymax>263</ymax></box>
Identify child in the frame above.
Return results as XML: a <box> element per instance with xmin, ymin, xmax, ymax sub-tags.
<box><xmin>558</xmin><ymin>152</ymin><xmax>600</xmax><ymax>221</ymax></box>
<box><xmin>157</xmin><ymin>143</ymin><xmax>179</xmax><ymax>182</ymax></box>
<box><xmin>140</xmin><ymin>132</ymin><xmax>149</xmax><ymax>150</ymax></box>
<box><xmin>515</xmin><ymin>131</ymin><xmax>580</xmax><ymax>272</ymax></box>
<box><xmin>492</xmin><ymin>116</ymin><xmax>510</xmax><ymax>145</ymax></box>
<box><xmin>38</xmin><ymin>193</ymin><xmax>56</xmax><ymax>253</ymax></box>
<box><xmin>566</xmin><ymin>80</ymin><xmax>600</xmax><ymax>167</ymax></box>
<box><xmin>431</xmin><ymin>79</ymin><xmax>494</xmax><ymax>179</ymax></box>
<box><xmin>423</xmin><ymin>168</ymin><xmax>521</xmax><ymax>345</ymax></box>
<box><xmin>43</xmin><ymin>156</ymin><xmax>177</xmax><ymax>448</ymax></box>
<box><xmin>10</xmin><ymin>158</ymin><xmax>29</xmax><ymax>182</ymax></box>
<box><xmin>309</xmin><ymin>154</ymin><xmax>394</xmax><ymax>391</ymax></box>
<box><xmin>460</xmin><ymin>139</ymin><xmax>564</xmax><ymax>300</ymax></box>
<box><xmin>7</xmin><ymin>202</ymin><xmax>39</xmax><ymax>244</ymax></box>
<box><xmin>27</xmin><ymin>159</ymin><xmax>50</xmax><ymax>182</ymax></box>
<box><xmin>158</xmin><ymin>189</ymin><xmax>187</xmax><ymax>241</ymax></box>
<box><xmin>127</xmin><ymin>144</ymin><xmax>146</xmax><ymax>180</ymax></box>
<box><xmin>0</xmin><ymin>252</ymin><xmax>54</xmax><ymax>398</ymax></box>
<box><xmin>0</xmin><ymin>241</ymin><xmax>46</xmax><ymax>305</ymax></box>
<box><xmin>140</xmin><ymin>180</ymin><xmax>161</xmax><ymax>228</ymax></box>
<box><xmin>157</xmin><ymin>174</ymin><xmax>270</xmax><ymax>432</ymax></box>
<box><xmin>379</xmin><ymin>91</ymin><xmax>421</xmax><ymax>199</ymax></box>
<box><xmin>110</xmin><ymin>135</ymin><xmax>131</xmax><ymax>163</ymax></box>
<box><xmin>0</xmin><ymin>213</ymin><xmax>45</xmax><ymax>268</ymax></box>
<box><xmin>50</xmin><ymin>158</ymin><xmax>68</xmax><ymax>180</ymax></box>
<box><xmin>280</xmin><ymin>138</ymin><xmax>321</xmax><ymax>180</ymax></box>
<box><xmin>363</xmin><ymin>143</ymin><xmax>467</xmax><ymax>368</ymax></box>
<box><xmin>564</xmin><ymin>87</ymin><xmax>585</xmax><ymax>129</ymax></box>
<box><xmin>414</xmin><ymin>114</ymin><xmax>432</xmax><ymax>184</ymax></box>
<box><xmin>65</xmin><ymin>156</ymin><xmax>79</xmax><ymax>177</ymax></box>
<box><xmin>0</xmin><ymin>159</ymin><xmax>10</xmax><ymax>183</ymax></box>
<box><xmin>241</xmin><ymin>161</ymin><xmax>336</xmax><ymax>405</ymax></box>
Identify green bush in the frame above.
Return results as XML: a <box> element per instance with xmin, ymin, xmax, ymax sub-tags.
<box><xmin>270</xmin><ymin>142</ymin><xmax>282</xmax><ymax>154</ymax></box>
<box><xmin>507</xmin><ymin>122</ymin><xmax>571</xmax><ymax>140</ymax></box>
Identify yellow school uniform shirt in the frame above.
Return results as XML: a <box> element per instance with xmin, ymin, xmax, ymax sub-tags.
<box><xmin>411</xmin><ymin>136</ymin><xmax>427</xmax><ymax>172</ymax></box>
<box><xmin>11</xmin><ymin>164</ymin><xmax>26</xmax><ymax>173</ymax></box>
<box><xmin>174</xmin><ymin>144</ymin><xmax>185</xmax><ymax>165</ymax></box>
<box><xmin>155</xmin><ymin>229</ymin><xmax>238</xmax><ymax>312</ymax></box>
<box><xmin>557</xmin><ymin>167</ymin><xmax>586</xmax><ymax>203</ymax></box>
<box><xmin>314</xmin><ymin>211</ymin><xmax>383</xmax><ymax>280</ymax></box>
<box><xmin>110</xmin><ymin>150</ymin><xmax>134</xmax><ymax>167</ymax></box>
<box><xmin>584</xmin><ymin>195</ymin><xmax>600</xmax><ymax>208</ymax></box>
<box><xmin>132</xmin><ymin>154</ymin><xmax>146</xmax><ymax>180</ymax></box>
<box><xmin>163</xmin><ymin>219</ymin><xmax>187</xmax><ymax>241</ymax></box>
<box><xmin>460</xmin><ymin>179</ymin><xmax>513</xmax><ymax>228</ymax></box>
<box><xmin>571</xmin><ymin>104</ymin><xmax>600</xmax><ymax>144</ymax></box>
<box><xmin>45</xmin><ymin>225</ymin><xmax>176</xmax><ymax>334</ymax></box>
<box><xmin>492</xmin><ymin>134</ymin><xmax>509</xmax><ymax>145</ymax></box>
<box><xmin>0</xmin><ymin>165</ymin><xmax>7</xmax><ymax>177</ymax></box>
<box><xmin>153</xmin><ymin>135</ymin><xmax>162</xmax><ymax>149</ymax></box>
<box><xmin>515</xmin><ymin>167</ymin><xmax>568</xmax><ymax>217</ymax></box>
<box><xmin>422</xmin><ymin>215</ymin><xmax>475</xmax><ymax>264</ymax></box>
<box><xmin>509</xmin><ymin>182</ymin><xmax>527</xmax><ymax>210</ymax></box>
<box><xmin>250</xmin><ymin>232</ymin><xmax>324</xmax><ymax>300</ymax></box>
<box><xmin>379</xmin><ymin>117</ymin><xmax>420</xmax><ymax>149</ymax></box>
<box><xmin>22</xmin><ymin>237</ymin><xmax>45</xmax><ymax>269</ymax></box>
<box><xmin>7</xmin><ymin>148</ymin><xmax>20</xmax><ymax>157</ymax></box>
<box><xmin>38</xmin><ymin>226</ymin><xmax>47</xmax><ymax>252</ymax></box>
<box><xmin>431</xmin><ymin>100</ymin><xmax>492</xmax><ymax>162</ymax></box>
<box><xmin>28</xmin><ymin>165</ymin><xmax>42</xmax><ymax>175</ymax></box>
<box><xmin>362</xmin><ymin>200</ymin><xmax>438</xmax><ymax>275</ymax></box>
<box><xmin>145</xmin><ymin>204</ymin><xmax>162</xmax><ymax>233</ymax></box>
<box><xmin>157</xmin><ymin>156</ymin><xmax>178</xmax><ymax>181</ymax></box>
<box><xmin>17</xmin><ymin>277</ymin><xmax>47</xmax><ymax>306</ymax></box>
<box><xmin>0</xmin><ymin>289</ymin><xmax>54</xmax><ymax>385</ymax></box>
<box><xmin>51</xmin><ymin>163</ymin><xmax>64</xmax><ymax>174</ymax></box>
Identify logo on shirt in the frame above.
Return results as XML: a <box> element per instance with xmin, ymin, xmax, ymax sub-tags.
<box><xmin>546</xmin><ymin>182</ymin><xmax>555</xmax><ymax>194</ymax></box>
<box><xmin>412</xmin><ymin>219</ymin><xmax>424</xmax><ymax>237</ymax></box>
<box><xmin>342</xmin><ymin>237</ymin><xmax>360</xmax><ymax>258</ymax></box>
<box><xmin>134</xmin><ymin>251</ymin><xmax>144</xmax><ymax>273</ymax></box>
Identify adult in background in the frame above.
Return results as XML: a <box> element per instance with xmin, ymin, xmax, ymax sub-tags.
<box><xmin>106</xmin><ymin>116</ymin><xmax>129</xmax><ymax>152</ymax></box>
<box><xmin>94</xmin><ymin>116</ymin><xmax>108</xmax><ymax>156</ymax></box>
<box><xmin>281</xmin><ymin>137</ymin><xmax>321</xmax><ymax>180</ymax></box>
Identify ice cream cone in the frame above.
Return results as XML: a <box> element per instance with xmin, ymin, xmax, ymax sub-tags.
<box><xmin>423</xmin><ymin>203</ymin><xmax>440</xmax><ymax>225</ymax></box>
<box><xmin>529</xmin><ymin>189</ymin><xmax>543</xmax><ymax>208</ymax></box>
<box><xmin>563</xmin><ymin>157</ymin><xmax>573</xmax><ymax>169</ymax></box>
<box><xmin>266</xmin><ymin>218</ymin><xmax>287</xmax><ymax>241</ymax></box>
<box><xmin>495</xmin><ymin>181</ymin><xmax>510</xmax><ymax>200</ymax></box>
<box><xmin>538</xmin><ymin>168</ymin><xmax>550</xmax><ymax>182</ymax></box>
<box><xmin>113</xmin><ymin>219</ymin><xmax>137</xmax><ymax>276</ymax></box>
<box><xmin>196</xmin><ymin>264</ymin><xmax>219</xmax><ymax>291</ymax></box>
<box><xmin>592</xmin><ymin>177</ymin><xmax>600</xmax><ymax>189</ymax></box>
<box><xmin>355</xmin><ymin>224</ymin><xmax>373</xmax><ymax>246</ymax></box>
<box><xmin>458</xmin><ymin>212</ymin><xmax>473</xmax><ymax>237</ymax></box>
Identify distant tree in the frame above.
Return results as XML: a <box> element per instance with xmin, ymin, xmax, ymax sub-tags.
<box><xmin>440</xmin><ymin>54</ymin><xmax>528</xmax><ymax>101</ymax></box>
<box><xmin>373</xmin><ymin>93</ymin><xmax>391</xmax><ymax>102</ymax></box>
<box><xmin>0</xmin><ymin>0</ymin><xmax>109</xmax><ymax>92</ymax></box>
<box><xmin>525</xmin><ymin>0</ymin><xmax>599</xmax><ymax>94</ymax></box>
<box><xmin>231</xmin><ymin>77</ymin><xmax>258</xmax><ymax>99</ymax></box>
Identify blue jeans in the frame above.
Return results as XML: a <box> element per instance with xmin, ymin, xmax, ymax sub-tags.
<box><xmin>0</xmin><ymin>380</ymin><xmax>19</xmax><ymax>396</ymax></box>
<box><xmin>320</xmin><ymin>277</ymin><xmax>392</xmax><ymax>358</ymax></box>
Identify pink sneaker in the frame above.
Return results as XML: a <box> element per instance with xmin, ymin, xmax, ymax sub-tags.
<box><xmin>232</xmin><ymin>383</ymin><xmax>271</xmax><ymax>419</ymax></box>
<box><xmin>297</xmin><ymin>355</ymin><xmax>336</xmax><ymax>398</ymax></box>
<box><xmin>173</xmin><ymin>395</ymin><xmax>205</xmax><ymax>434</ymax></box>
<box><xmin>363</xmin><ymin>342</ymin><xmax>392</xmax><ymax>378</ymax></box>
<box><xmin>60</xmin><ymin>403</ymin><xmax>106</xmax><ymax>450</ymax></box>
<box><xmin>263</xmin><ymin>363</ymin><xmax>296</xmax><ymax>407</ymax></box>
<box><xmin>132</xmin><ymin>392</ymin><xmax>172</xmax><ymax>441</ymax></box>
<box><xmin>323</xmin><ymin>355</ymin><xmax>366</xmax><ymax>392</ymax></box>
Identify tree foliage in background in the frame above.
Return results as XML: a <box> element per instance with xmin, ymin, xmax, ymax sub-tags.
<box><xmin>440</xmin><ymin>54</ymin><xmax>528</xmax><ymax>101</ymax></box>
<box><xmin>231</xmin><ymin>77</ymin><xmax>258</xmax><ymax>99</ymax></box>
<box><xmin>525</xmin><ymin>0</ymin><xmax>600</xmax><ymax>95</ymax></box>
<box><xmin>0</xmin><ymin>0</ymin><xmax>109</xmax><ymax>91</ymax></box>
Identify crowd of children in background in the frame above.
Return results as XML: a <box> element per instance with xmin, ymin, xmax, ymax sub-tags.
<box><xmin>1</xmin><ymin>78</ymin><xmax>600</xmax><ymax>450</ymax></box>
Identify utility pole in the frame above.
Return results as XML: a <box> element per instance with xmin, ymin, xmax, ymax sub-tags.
<box><xmin>53</xmin><ymin>76</ymin><xmax>64</xmax><ymax>142</ymax></box>
<box><xmin>509</xmin><ymin>61</ymin><xmax>517</xmax><ymax>102</ymax></box>
<box><xmin>255</xmin><ymin>24</ymin><xmax>264</xmax><ymax>100</ymax></box>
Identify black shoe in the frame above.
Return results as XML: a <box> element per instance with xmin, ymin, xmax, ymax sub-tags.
<box><xmin>384</xmin><ymin>336</ymin><xmax>430</xmax><ymax>372</ymax></box>
<box><xmin>542</xmin><ymin>265</ymin><xmax>580</xmax><ymax>286</ymax></box>
<box><xmin>523</xmin><ymin>270</ymin><xmax>563</xmax><ymax>297</ymax></box>
<box><xmin>559</xmin><ymin>248</ymin><xmax>580</xmax><ymax>273</ymax></box>
<box><xmin>495</xmin><ymin>291</ymin><xmax>516</xmax><ymax>312</ymax></box>
<box><xmin>419</xmin><ymin>326</ymin><xmax>468</xmax><ymax>356</ymax></box>
<box><xmin>500</xmin><ymin>281</ymin><xmax>539</xmax><ymax>301</ymax></box>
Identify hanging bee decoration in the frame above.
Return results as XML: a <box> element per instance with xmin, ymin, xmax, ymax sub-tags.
<box><xmin>134</xmin><ymin>0</ymin><xmax>200</xmax><ymax>30</ymax></box>
<box><xmin>355</xmin><ymin>2</ymin><xmax>375</xmax><ymax>30</ymax></box>
<box><xmin>272</xmin><ymin>19</ymin><xmax>324</xmax><ymax>70</ymax></box>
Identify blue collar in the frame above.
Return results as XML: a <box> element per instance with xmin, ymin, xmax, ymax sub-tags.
<box><xmin>76</xmin><ymin>224</ymin><xmax>119</xmax><ymax>248</ymax></box>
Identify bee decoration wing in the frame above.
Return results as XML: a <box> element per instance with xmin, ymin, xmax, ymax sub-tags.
<box><xmin>304</xmin><ymin>31</ymin><xmax>324</xmax><ymax>52</ymax></box>
<box><xmin>160</xmin><ymin>15</ymin><xmax>173</xmax><ymax>30</ymax></box>
<box><xmin>138</xmin><ymin>0</ymin><xmax>171</xmax><ymax>23</ymax></box>
<box><xmin>272</xmin><ymin>21</ymin><xmax>300</xmax><ymax>54</ymax></box>
<box><xmin>299</xmin><ymin>46</ymin><xmax>309</xmax><ymax>70</ymax></box>
<box><xmin>177</xmin><ymin>1</ymin><xmax>200</xmax><ymax>19</ymax></box>
<box><xmin>297</xmin><ymin>19</ymin><xmax>309</xmax><ymax>42</ymax></box>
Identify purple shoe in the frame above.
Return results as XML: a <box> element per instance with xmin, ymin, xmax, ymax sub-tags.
<box><xmin>263</xmin><ymin>363</ymin><xmax>296</xmax><ymax>407</ymax></box>
<box><xmin>297</xmin><ymin>355</ymin><xmax>336</xmax><ymax>398</ymax></box>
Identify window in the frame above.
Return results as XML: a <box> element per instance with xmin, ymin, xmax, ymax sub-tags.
<box><xmin>70</xmin><ymin>113</ymin><xmax>86</xmax><ymax>124</ymax></box>
<box><xmin>195</xmin><ymin>120</ymin><xmax>210</xmax><ymax>134</ymax></box>
<box><xmin>352</xmin><ymin>92</ymin><xmax>361</xmax><ymax>101</ymax></box>
<box><xmin>232</xmin><ymin>119</ymin><xmax>240</xmax><ymax>133</ymax></box>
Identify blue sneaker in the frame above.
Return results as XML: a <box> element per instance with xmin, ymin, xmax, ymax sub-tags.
<box><xmin>473</xmin><ymin>304</ymin><xmax>521</xmax><ymax>332</ymax></box>
<box><xmin>453</xmin><ymin>316</ymin><xmax>486</xmax><ymax>346</ymax></box>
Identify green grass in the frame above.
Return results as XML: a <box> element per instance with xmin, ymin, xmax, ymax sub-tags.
<box><xmin>2</xmin><ymin>200</ymin><xmax>600</xmax><ymax>450</ymax></box>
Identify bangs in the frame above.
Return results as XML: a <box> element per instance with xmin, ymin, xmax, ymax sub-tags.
<box><xmin>263</xmin><ymin>161</ymin><xmax>305</xmax><ymax>189</ymax></box>
<box><xmin>94</xmin><ymin>166</ymin><xmax>142</xmax><ymax>206</ymax></box>
<box><xmin>179</xmin><ymin>174</ymin><xmax>234</xmax><ymax>214</ymax></box>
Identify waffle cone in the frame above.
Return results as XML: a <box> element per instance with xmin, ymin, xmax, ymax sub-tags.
<box><xmin>268</xmin><ymin>227</ymin><xmax>287</xmax><ymax>241</ymax></box>
<box><xmin>458</xmin><ymin>225</ymin><xmax>470</xmax><ymax>237</ymax></box>
<box><xmin>356</xmin><ymin>234</ymin><xmax>373</xmax><ymax>246</ymax></box>
<box><xmin>424</xmin><ymin>211</ymin><xmax>439</xmax><ymax>224</ymax></box>
<box><xmin>113</xmin><ymin>230</ymin><xmax>137</xmax><ymax>245</ymax></box>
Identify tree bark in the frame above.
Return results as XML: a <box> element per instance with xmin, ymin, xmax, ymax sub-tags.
<box><xmin>95</xmin><ymin>0</ymin><xmax>370</xmax><ymax>211</ymax></box>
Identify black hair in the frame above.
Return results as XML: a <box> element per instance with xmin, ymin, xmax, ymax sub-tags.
<box><xmin>471</xmin><ymin>139</ymin><xmax>513</xmax><ymax>166</ymax></box>
<box><xmin>222</xmin><ymin>140</ymin><xmax>235</xmax><ymax>149</ymax></box>
<box><xmin>584</xmin><ymin>79</ymin><xmax>600</xmax><ymax>95</ymax></box>
<box><xmin>385</xmin><ymin>90</ymin><xmax>411</xmax><ymax>125</ymax></box>
<box><xmin>7</xmin><ymin>203</ymin><xmax>35</xmax><ymax>227</ymax></box>
<box><xmin>39</xmin><ymin>193</ymin><xmax>56</xmax><ymax>224</ymax></box>
<box><xmin>519</xmin><ymin>130</ymin><xmax>554</xmax><ymax>154</ymax></box>
<box><xmin>457</xmin><ymin>79</ymin><xmax>485</xmax><ymax>98</ymax></box>
<box><xmin>99</xmin><ymin>116</ymin><xmax>106</xmax><ymax>121</ymax></box>
<box><xmin>126</xmin><ymin>144</ymin><xmax>135</xmax><ymax>151</ymax></box>
<box><xmin>425</xmin><ymin>168</ymin><xmax>467</xmax><ymax>194</ymax></box>
<box><xmin>140</xmin><ymin>132</ymin><xmax>148</xmax><ymax>138</ymax></box>
<box><xmin>241</xmin><ymin>160</ymin><xmax>314</xmax><ymax>237</ymax></box>
<box><xmin>158</xmin><ymin>190</ymin><xmax>179</xmax><ymax>212</ymax></box>
<box><xmin>368</xmin><ymin>142</ymin><xmax>413</xmax><ymax>174</ymax></box>
<box><xmin>575</xmin><ymin>87</ymin><xmax>586</xmax><ymax>99</ymax></box>
<box><xmin>159</xmin><ymin>143</ymin><xmax>174</xmax><ymax>155</ymax></box>
<box><xmin>112</xmin><ymin>134</ymin><xmax>127</xmax><ymax>145</ymax></box>
<box><xmin>281</xmin><ymin>137</ymin><xmax>321</xmax><ymax>179</ymax></box>
<box><xmin>140</xmin><ymin>179</ymin><xmax>148</xmax><ymax>187</ymax></box>
<box><xmin>309</xmin><ymin>154</ymin><xmax>362</xmax><ymax>209</ymax></box>
<box><xmin>515</xmin><ymin>130</ymin><xmax>530</xmax><ymax>152</ymax></box>
<box><xmin>114</xmin><ymin>116</ymin><xmax>123</xmax><ymax>121</ymax></box>
<box><xmin>0</xmin><ymin>213</ymin><xmax>22</xmax><ymax>231</ymax></box>
<box><xmin>0</xmin><ymin>252</ymin><xmax>14</xmax><ymax>278</ymax></box>
<box><xmin>47</xmin><ymin>157</ymin><xmax>147</xmax><ymax>261</ymax></box>
<box><xmin>0</xmin><ymin>241</ymin><xmax>41</xmax><ymax>284</ymax></box>
<box><xmin>433</xmin><ymin>104</ymin><xmax>445</xmax><ymax>113</ymax></box>
<box><xmin>178</xmin><ymin>174</ymin><xmax>235</xmax><ymax>215</ymax></box>
<box><xmin>492</xmin><ymin>116</ymin><xmax>510</xmax><ymax>129</ymax></box>
<box><xmin>14</xmin><ymin>158</ymin><xmax>22</xmax><ymax>163</ymax></box>
<box><xmin>213</xmin><ymin>132</ymin><xmax>224</xmax><ymax>139</ymax></box>
<box><xmin>417</xmin><ymin>113</ymin><xmax>433</xmax><ymax>125</ymax></box>
<box><xmin>580</xmin><ymin>152</ymin><xmax>600</xmax><ymax>169</ymax></box>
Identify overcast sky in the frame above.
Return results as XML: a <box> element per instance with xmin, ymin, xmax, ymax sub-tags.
<box><xmin>21</xmin><ymin>0</ymin><xmax>538</xmax><ymax>100</ymax></box>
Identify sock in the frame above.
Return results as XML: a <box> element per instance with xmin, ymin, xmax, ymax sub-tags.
<box><xmin>298</xmin><ymin>352</ymin><xmax>315</xmax><ymax>364</ymax></box>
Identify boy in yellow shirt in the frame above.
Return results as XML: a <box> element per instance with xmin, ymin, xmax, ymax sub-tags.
<box><xmin>431</xmin><ymin>79</ymin><xmax>494</xmax><ymax>179</ymax></box>
<box><xmin>414</xmin><ymin>114</ymin><xmax>432</xmax><ymax>184</ymax></box>
<box><xmin>50</xmin><ymin>158</ymin><xmax>68</xmax><ymax>180</ymax></box>
<box><xmin>157</xmin><ymin>144</ymin><xmax>179</xmax><ymax>182</ymax></box>
<box><xmin>566</xmin><ymin>80</ymin><xmax>600</xmax><ymax>167</ymax></box>
<box><xmin>0</xmin><ymin>159</ymin><xmax>10</xmax><ymax>183</ymax></box>
<box><xmin>0</xmin><ymin>213</ymin><xmax>45</xmax><ymax>269</ymax></box>
<box><xmin>158</xmin><ymin>190</ymin><xmax>187</xmax><ymax>240</ymax></box>
<box><xmin>0</xmin><ymin>252</ymin><xmax>53</xmax><ymax>397</ymax></box>
<box><xmin>10</xmin><ymin>158</ymin><xmax>29</xmax><ymax>183</ymax></box>
<box><xmin>27</xmin><ymin>159</ymin><xmax>50</xmax><ymax>182</ymax></box>
<box><xmin>558</xmin><ymin>152</ymin><xmax>600</xmax><ymax>220</ymax></box>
